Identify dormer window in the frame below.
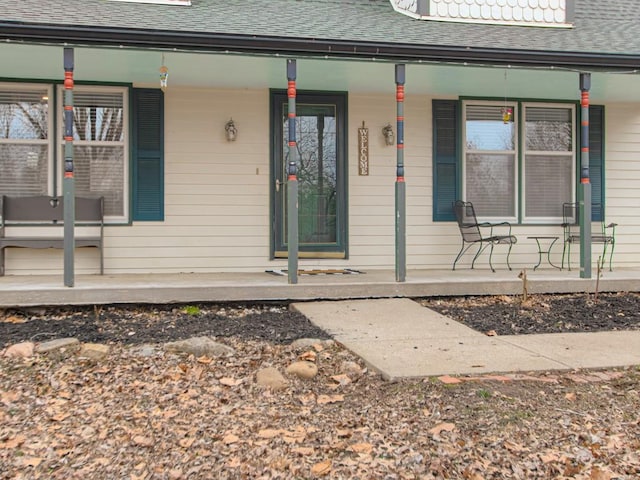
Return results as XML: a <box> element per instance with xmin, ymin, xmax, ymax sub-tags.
<box><xmin>390</xmin><ymin>0</ymin><xmax>573</xmax><ymax>27</ymax></box>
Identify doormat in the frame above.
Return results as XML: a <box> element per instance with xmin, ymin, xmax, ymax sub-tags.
<box><xmin>266</xmin><ymin>268</ymin><xmax>364</xmax><ymax>276</ymax></box>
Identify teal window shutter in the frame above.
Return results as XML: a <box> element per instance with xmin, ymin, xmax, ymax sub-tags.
<box><xmin>132</xmin><ymin>88</ymin><xmax>164</xmax><ymax>221</ymax></box>
<box><xmin>432</xmin><ymin>100</ymin><xmax>460</xmax><ymax>221</ymax></box>
<box><xmin>589</xmin><ymin>105</ymin><xmax>604</xmax><ymax>221</ymax></box>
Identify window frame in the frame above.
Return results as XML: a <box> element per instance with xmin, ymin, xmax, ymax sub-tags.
<box><xmin>0</xmin><ymin>82</ymin><xmax>54</xmax><ymax>198</ymax></box>
<box><xmin>55</xmin><ymin>84</ymin><xmax>130</xmax><ymax>223</ymax></box>
<box><xmin>462</xmin><ymin>98</ymin><xmax>577</xmax><ymax>224</ymax></box>
<box><xmin>521</xmin><ymin>102</ymin><xmax>576</xmax><ymax>224</ymax></box>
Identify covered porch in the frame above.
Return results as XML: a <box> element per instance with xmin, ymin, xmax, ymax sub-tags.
<box><xmin>2</xmin><ymin>267</ymin><xmax>639</xmax><ymax>308</ymax></box>
<box><xmin>2</xmin><ymin>43</ymin><xmax>639</xmax><ymax>277</ymax></box>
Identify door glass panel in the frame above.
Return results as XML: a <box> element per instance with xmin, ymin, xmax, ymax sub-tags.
<box><xmin>282</xmin><ymin>104</ymin><xmax>337</xmax><ymax>245</ymax></box>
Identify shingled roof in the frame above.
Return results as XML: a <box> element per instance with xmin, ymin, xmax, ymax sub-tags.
<box><xmin>1</xmin><ymin>0</ymin><xmax>639</xmax><ymax>69</ymax></box>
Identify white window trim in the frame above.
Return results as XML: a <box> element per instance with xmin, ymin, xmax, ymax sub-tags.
<box><xmin>55</xmin><ymin>85</ymin><xmax>129</xmax><ymax>223</ymax></box>
<box><xmin>521</xmin><ymin>102</ymin><xmax>576</xmax><ymax>224</ymax></box>
<box><xmin>462</xmin><ymin>100</ymin><xmax>519</xmax><ymax>224</ymax></box>
<box><xmin>0</xmin><ymin>82</ymin><xmax>54</xmax><ymax>196</ymax></box>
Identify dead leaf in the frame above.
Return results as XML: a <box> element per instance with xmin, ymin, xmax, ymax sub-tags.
<box><xmin>179</xmin><ymin>437</ymin><xmax>195</xmax><ymax>448</ymax></box>
<box><xmin>219</xmin><ymin>377</ymin><xmax>242</xmax><ymax>387</ymax></box>
<box><xmin>21</xmin><ymin>456</ymin><xmax>43</xmax><ymax>467</ymax></box>
<box><xmin>429</xmin><ymin>422</ymin><xmax>456</xmax><ymax>436</ymax></box>
<box><xmin>438</xmin><ymin>375</ymin><xmax>462</xmax><ymax>384</ymax></box>
<box><xmin>223</xmin><ymin>434</ymin><xmax>239</xmax><ymax>445</ymax></box>
<box><xmin>196</xmin><ymin>356</ymin><xmax>212</xmax><ymax>364</ymax></box>
<box><xmin>292</xmin><ymin>446</ymin><xmax>314</xmax><ymax>455</ymax></box>
<box><xmin>2</xmin><ymin>315</ymin><xmax>26</xmax><ymax>324</ymax></box>
<box><xmin>50</xmin><ymin>412</ymin><xmax>71</xmax><ymax>422</ymax></box>
<box><xmin>300</xmin><ymin>351</ymin><xmax>317</xmax><ymax>362</ymax></box>
<box><xmin>540</xmin><ymin>452</ymin><xmax>559</xmax><ymax>463</ymax></box>
<box><xmin>311</xmin><ymin>460</ymin><xmax>332</xmax><ymax>476</ymax></box>
<box><xmin>0</xmin><ymin>434</ymin><xmax>26</xmax><ymax>449</ymax></box>
<box><xmin>258</xmin><ymin>428</ymin><xmax>282</xmax><ymax>439</ymax></box>
<box><xmin>349</xmin><ymin>442</ymin><xmax>373</xmax><ymax>454</ymax></box>
<box><xmin>503</xmin><ymin>440</ymin><xmax>527</xmax><ymax>452</ymax></box>
<box><xmin>297</xmin><ymin>393</ymin><xmax>316</xmax><ymax>406</ymax></box>
<box><xmin>565</xmin><ymin>392</ymin><xmax>576</xmax><ymax>402</ymax></box>
<box><xmin>132</xmin><ymin>436</ymin><xmax>154</xmax><ymax>447</ymax></box>
<box><xmin>317</xmin><ymin>394</ymin><xmax>344</xmax><ymax>404</ymax></box>
<box><xmin>486</xmin><ymin>330</ymin><xmax>498</xmax><ymax>336</ymax></box>
<box><xmin>589</xmin><ymin>466</ymin><xmax>612</xmax><ymax>480</ymax></box>
<box><xmin>330</xmin><ymin>374</ymin><xmax>352</xmax><ymax>386</ymax></box>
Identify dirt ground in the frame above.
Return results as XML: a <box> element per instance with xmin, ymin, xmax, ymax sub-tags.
<box><xmin>1</xmin><ymin>296</ymin><xmax>640</xmax><ymax>479</ymax></box>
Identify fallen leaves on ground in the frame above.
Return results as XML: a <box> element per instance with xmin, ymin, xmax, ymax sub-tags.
<box><xmin>2</xmin><ymin>338</ymin><xmax>639</xmax><ymax>479</ymax></box>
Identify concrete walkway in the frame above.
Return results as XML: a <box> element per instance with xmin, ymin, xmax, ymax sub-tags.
<box><xmin>293</xmin><ymin>298</ymin><xmax>640</xmax><ymax>380</ymax></box>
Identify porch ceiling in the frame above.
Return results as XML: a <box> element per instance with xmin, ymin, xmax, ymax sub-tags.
<box><xmin>2</xmin><ymin>43</ymin><xmax>640</xmax><ymax>101</ymax></box>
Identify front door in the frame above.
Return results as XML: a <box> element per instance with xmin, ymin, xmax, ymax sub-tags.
<box><xmin>271</xmin><ymin>91</ymin><xmax>347</xmax><ymax>258</ymax></box>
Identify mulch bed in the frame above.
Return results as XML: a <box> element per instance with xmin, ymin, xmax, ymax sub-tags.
<box><xmin>420</xmin><ymin>292</ymin><xmax>640</xmax><ymax>336</ymax></box>
<box><xmin>0</xmin><ymin>303</ymin><xmax>330</xmax><ymax>348</ymax></box>
<box><xmin>3</xmin><ymin>293</ymin><xmax>640</xmax><ymax>348</ymax></box>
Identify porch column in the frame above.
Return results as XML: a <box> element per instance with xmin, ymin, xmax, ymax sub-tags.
<box><xmin>579</xmin><ymin>73</ymin><xmax>592</xmax><ymax>278</ymax></box>
<box><xmin>395</xmin><ymin>64</ymin><xmax>406</xmax><ymax>282</ymax></box>
<box><xmin>63</xmin><ymin>48</ymin><xmax>75</xmax><ymax>287</ymax></box>
<box><xmin>286</xmin><ymin>59</ymin><xmax>299</xmax><ymax>284</ymax></box>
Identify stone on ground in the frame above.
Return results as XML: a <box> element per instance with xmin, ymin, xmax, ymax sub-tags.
<box><xmin>35</xmin><ymin>338</ymin><xmax>80</xmax><ymax>354</ymax></box>
<box><xmin>164</xmin><ymin>337</ymin><xmax>235</xmax><ymax>357</ymax></box>
<box><xmin>3</xmin><ymin>342</ymin><xmax>35</xmax><ymax>358</ymax></box>
<box><xmin>286</xmin><ymin>361</ymin><xmax>318</xmax><ymax>379</ymax></box>
<box><xmin>256</xmin><ymin>367</ymin><xmax>288</xmax><ymax>390</ymax></box>
<box><xmin>78</xmin><ymin>343</ymin><xmax>110</xmax><ymax>360</ymax></box>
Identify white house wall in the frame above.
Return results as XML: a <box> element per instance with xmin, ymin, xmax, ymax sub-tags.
<box><xmin>4</xmin><ymin>89</ymin><xmax>640</xmax><ymax>274</ymax></box>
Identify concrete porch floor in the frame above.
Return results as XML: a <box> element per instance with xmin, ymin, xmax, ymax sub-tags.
<box><xmin>1</xmin><ymin>267</ymin><xmax>640</xmax><ymax>308</ymax></box>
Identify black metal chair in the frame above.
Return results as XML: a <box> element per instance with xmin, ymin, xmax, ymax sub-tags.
<box><xmin>561</xmin><ymin>202</ymin><xmax>616</xmax><ymax>271</ymax></box>
<box><xmin>452</xmin><ymin>200</ymin><xmax>517</xmax><ymax>272</ymax></box>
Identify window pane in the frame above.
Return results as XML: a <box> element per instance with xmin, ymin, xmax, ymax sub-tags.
<box><xmin>0</xmin><ymin>144</ymin><xmax>48</xmax><ymax>196</ymax></box>
<box><xmin>0</xmin><ymin>89</ymin><xmax>49</xmax><ymax>140</ymax></box>
<box><xmin>525</xmin><ymin>107</ymin><xmax>572</xmax><ymax>151</ymax></box>
<box><xmin>74</xmin><ymin>145</ymin><xmax>124</xmax><ymax>216</ymax></box>
<box><xmin>525</xmin><ymin>154</ymin><xmax>572</xmax><ymax>218</ymax></box>
<box><xmin>465</xmin><ymin>105</ymin><xmax>515</xmax><ymax>151</ymax></box>
<box><xmin>72</xmin><ymin>92</ymin><xmax>124</xmax><ymax>142</ymax></box>
<box><xmin>466</xmin><ymin>153</ymin><xmax>515</xmax><ymax>217</ymax></box>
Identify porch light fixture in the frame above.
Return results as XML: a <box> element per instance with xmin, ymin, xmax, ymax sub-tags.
<box><xmin>225</xmin><ymin>118</ymin><xmax>237</xmax><ymax>142</ymax></box>
<box><xmin>382</xmin><ymin>123</ymin><xmax>395</xmax><ymax>146</ymax></box>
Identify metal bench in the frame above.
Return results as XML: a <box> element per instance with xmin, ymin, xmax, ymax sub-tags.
<box><xmin>0</xmin><ymin>195</ymin><xmax>104</xmax><ymax>276</ymax></box>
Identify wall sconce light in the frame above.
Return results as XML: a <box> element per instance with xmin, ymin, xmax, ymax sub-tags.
<box><xmin>382</xmin><ymin>123</ymin><xmax>395</xmax><ymax>146</ymax></box>
<box><xmin>225</xmin><ymin>118</ymin><xmax>237</xmax><ymax>142</ymax></box>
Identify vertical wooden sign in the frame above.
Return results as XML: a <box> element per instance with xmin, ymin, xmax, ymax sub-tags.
<box><xmin>358</xmin><ymin>121</ymin><xmax>369</xmax><ymax>176</ymax></box>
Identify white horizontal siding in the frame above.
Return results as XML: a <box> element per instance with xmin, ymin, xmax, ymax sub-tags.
<box><xmin>7</xmin><ymin>90</ymin><xmax>640</xmax><ymax>275</ymax></box>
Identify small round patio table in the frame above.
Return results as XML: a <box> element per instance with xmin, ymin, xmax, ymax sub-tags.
<box><xmin>527</xmin><ymin>236</ymin><xmax>561</xmax><ymax>271</ymax></box>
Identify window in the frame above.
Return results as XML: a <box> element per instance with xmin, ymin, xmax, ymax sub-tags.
<box><xmin>523</xmin><ymin>104</ymin><xmax>574</xmax><ymax>222</ymax></box>
<box><xmin>0</xmin><ymin>84</ymin><xmax>53</xmax><ymax>198</ymax></box>
<box><xmin>58</xmin><ymin>86</ymin><xmax>128</xmax><ymax>220</ymax></box>
<box><xmin>433</xmin><ymin>99</ymin><xmax>602</xmax><ymax>223</ymax></box>
<box><xmin>462</xmin><ymin>100</ymin><xmax>575</xmax><ymax>223</ymax></box>
<box><xmin>464</xmin><ymin>103</ymin><xmax>517</xmax><ymax>220</ymax></box>
<box><xmin>0</xmin><ymin>82</ymin><xmax>163</xmax><ymax>223</ymax></box>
